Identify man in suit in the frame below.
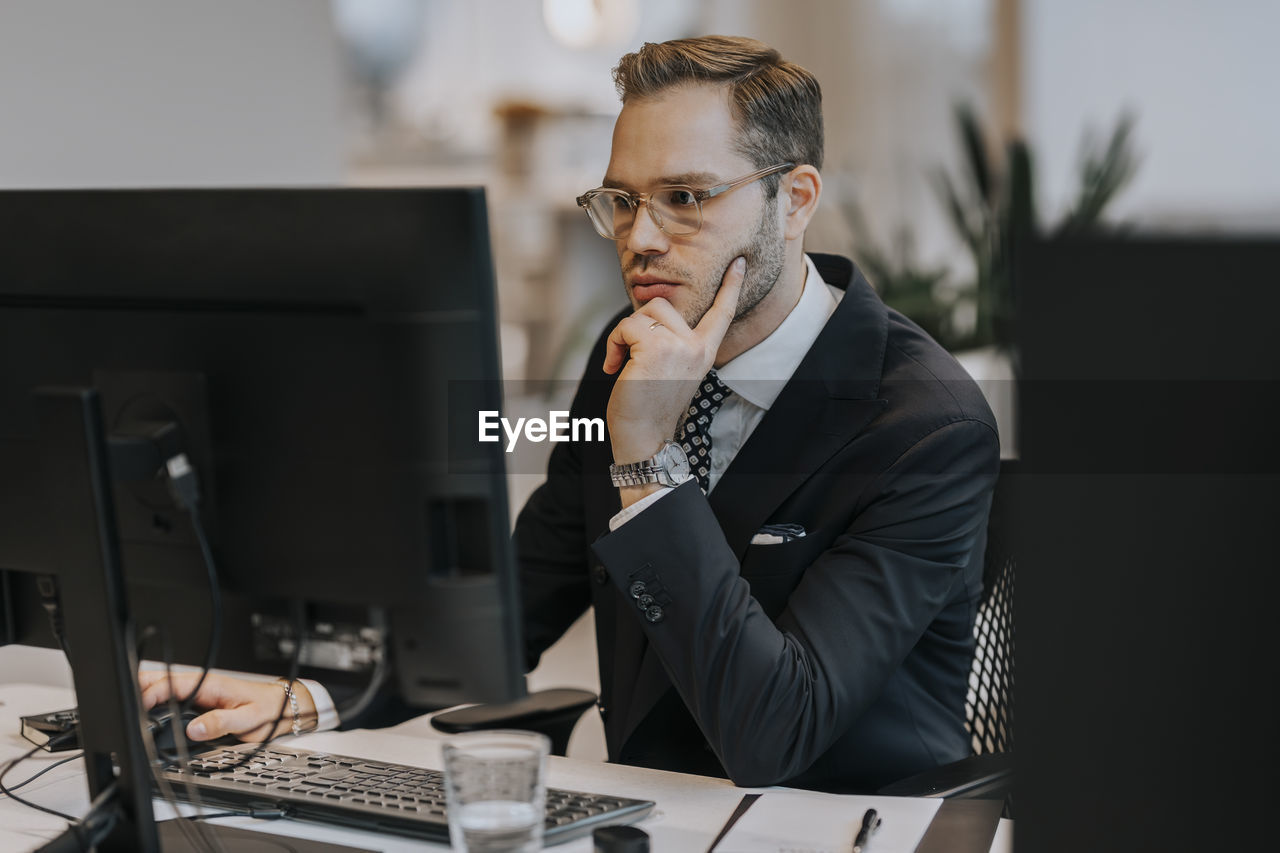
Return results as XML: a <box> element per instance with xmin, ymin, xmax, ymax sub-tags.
<box><xmin>142</xmin><ymin>35</ymin><xmax>998</xmax><ymax>794</ymax></box>
<box><xmin>515</xmin><ymin>36</ymin><xmax>999</xmax><ymax>792</ymax></box>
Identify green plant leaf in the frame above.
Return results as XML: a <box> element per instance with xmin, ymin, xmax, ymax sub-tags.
<box><xmin>933</xmin><ymin>167</ymin><xmax>984</xmax><ymax>257</ymax></box>
<box><xmin>955</xmin><ymin>102</ymin><xmax>995</xmax><ymax>207</ymax></box>
<box><xmin>1005</xmin><ymin>139</ymin><xmax>1037</xmax><ymax>238</ymax></box>
<box><xmin>1059</xmin><ymin>112</ymin><xmax>1139</xmax><ymax>234</ymax></box>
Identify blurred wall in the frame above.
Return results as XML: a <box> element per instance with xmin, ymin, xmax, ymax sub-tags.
<box><xmin>1024</xmin><ymin>0</ymin><xmax>1280</xmax><ymax>227</ymax></box>
<box><xmin>0</xmin><ymin>0</ymin><xmax>344</xmax><ymax>187</ymax></box>
<box><xmin>389</xmin><ymin>0</ymin><xmax>696</xmax><ymax>166</ymax></box>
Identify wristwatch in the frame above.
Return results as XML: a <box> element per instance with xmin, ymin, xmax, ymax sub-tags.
<box><xmin>609</xmin><ymin>439</ymin><xmax>692</xmax><ymax>488</ymax></box>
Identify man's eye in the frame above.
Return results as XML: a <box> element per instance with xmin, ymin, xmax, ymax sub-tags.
<box><xmin>610</xmin><ymin>195</ymin><xmax>636</xmax><ymax>211</ymax></box>
<box><xmin>662</xmin><ymin>189</ymin><xmax>697</xmax><ymax>206</ymax></box>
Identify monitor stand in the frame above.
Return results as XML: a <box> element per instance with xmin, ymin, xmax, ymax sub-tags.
<box><xmin>34</xmin><ymin>387</ymin><xmax>160</xmax><ymax>852</ymax></box>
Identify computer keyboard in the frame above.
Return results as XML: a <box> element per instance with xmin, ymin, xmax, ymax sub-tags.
<box><xmin>156</xmin><ymin>742</ymin><xmax>654</xmax><ymax>845</ymax></box>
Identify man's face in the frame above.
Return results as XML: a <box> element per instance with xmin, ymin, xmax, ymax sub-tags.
<box><xmin>604</xmin><ymin>83</ymin><xmax>786</xmax><ymax>328</ymax></box>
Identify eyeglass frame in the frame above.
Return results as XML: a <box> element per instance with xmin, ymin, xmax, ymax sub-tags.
<box><xmin>575</xmin><ymin>162</ymin><xmax>796</xmax><ymax>240</ymax></box>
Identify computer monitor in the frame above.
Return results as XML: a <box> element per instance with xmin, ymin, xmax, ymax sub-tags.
<box><xmin>1014</xmin><ymin>233</ymin><xmax>1280</xmax><ymax>851</ymax></box>
<box><xmin>0</xmin><ymin>188</ymin><xmax>526</xmax><ymax>847</ymax></box>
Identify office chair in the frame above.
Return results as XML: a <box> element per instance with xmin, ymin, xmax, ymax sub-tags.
<box><xmin>437</xmin><ymin>460</ymin><xmax>1020</xmax><ymax>791</ymax></box>
<box><xmin>878</xmin><ymin>458</ymin><xmax>1016</xmax><ymax>812</ymax></box>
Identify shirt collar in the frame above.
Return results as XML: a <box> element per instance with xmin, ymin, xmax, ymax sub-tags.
<box><xmin>716</xmin><ymin>254</ymin><xmax>840</xmax><ymax>410</ymax></box>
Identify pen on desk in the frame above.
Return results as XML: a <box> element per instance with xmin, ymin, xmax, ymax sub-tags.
<box><xmin>852</xmin><ymin>807</ymin><xmax>880</xmax><ymax>853</ymax></box>
<box><xmin>707</xmin><ymin>792</ymin><xmax>760</xmax><ymax>853</ymax></box>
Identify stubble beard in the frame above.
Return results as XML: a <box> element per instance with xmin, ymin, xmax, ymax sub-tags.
<box><xmin>625</xmin><ymin>198</ymin><xmax>787</xmax><ymax>329</ymax></box>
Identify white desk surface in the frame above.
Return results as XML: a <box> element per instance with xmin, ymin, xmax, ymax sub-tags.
<box><xmin>0</xmin><ymin>646</ymin><xmax>1013</xmax><ymax>852</ymax></box>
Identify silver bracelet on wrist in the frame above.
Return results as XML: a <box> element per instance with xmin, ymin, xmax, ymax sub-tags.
<box><xmin>279</xmin><ymin>678</ymin><xmax>303</xmax><ymax>737</ymax></box>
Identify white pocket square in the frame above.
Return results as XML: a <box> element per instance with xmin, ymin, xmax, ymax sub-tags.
<box><xmin>751</xmin><ymin>523</ymin><xmax>806</xmax><ymax>545</ymax></box>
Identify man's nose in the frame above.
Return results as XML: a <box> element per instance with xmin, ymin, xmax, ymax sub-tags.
<box><xmin>624</xmin><ymin>201</ymin><xmax>669</xmax><ymax>256</ymax></box>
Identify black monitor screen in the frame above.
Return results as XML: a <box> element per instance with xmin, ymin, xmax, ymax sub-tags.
<box><xmin>0</xmin><ymin>187</ymin><xmax>524</xmax><ymax>710</ymax></box>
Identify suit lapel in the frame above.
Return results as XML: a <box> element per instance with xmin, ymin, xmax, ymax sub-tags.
<box><xmin>710</xmin><ymin>255</ymin><xmax>890</xmax><ymax>558</ymax></box>
<box><xmin>614</xmin><ymin>255</ymin><xmax>892</xmax><ymax>753</ymax></box>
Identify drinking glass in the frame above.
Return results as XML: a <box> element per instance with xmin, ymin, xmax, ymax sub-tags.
<box><xmin>442</xmin><ymin>729</ymin><xmax>550</xmax><ymax>852</ymax></box>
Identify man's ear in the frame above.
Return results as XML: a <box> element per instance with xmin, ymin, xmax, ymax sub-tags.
<box><xmin>780</xmin><ymin>165</ymin><xmax>822</xmax><ymax>241</ymax></box>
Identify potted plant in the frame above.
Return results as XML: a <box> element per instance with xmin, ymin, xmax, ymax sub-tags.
<box><xmin>843</xmin><ymin>102</ymin><xmax>1140</xmax><ymax>355</ymax></box>
<box><xmin>841</xmin><ymin>104</ymin><xmax>1139</xmax><ymax>453</ymax></box>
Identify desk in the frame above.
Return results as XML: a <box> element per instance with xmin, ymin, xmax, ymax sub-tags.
<box><xmin>1</xmin><ymin>647</ymin><xmax>1013</xmax><ymax>852</ymax></box>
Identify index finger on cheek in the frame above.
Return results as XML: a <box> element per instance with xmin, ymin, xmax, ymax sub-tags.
<box><xmin>695</xmin><ymin>256</ymin><xmax>745</xmax><ymax>341</ymax></box>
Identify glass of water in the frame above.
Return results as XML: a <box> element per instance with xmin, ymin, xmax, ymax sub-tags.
<box><xmin>442</xmin><ymin>729</ymin><xmax>551</xmax><ymax>852</ymax></box>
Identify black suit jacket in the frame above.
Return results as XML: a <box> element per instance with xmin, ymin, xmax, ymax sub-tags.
<box><xmin>514</xmin><ymin>254</ymin><xmax>999</xmax><ymax>792</ymax></box>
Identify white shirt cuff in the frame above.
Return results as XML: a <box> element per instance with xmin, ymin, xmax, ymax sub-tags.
<box><xmin>608</xmin><ymin>485</ymin><xmax>676</xmax><ymax>531</ymax></box>
<box><xmin>299</xmin><ymin>677</ymin><xmax>340</xmax><ymax>732</ymax></box>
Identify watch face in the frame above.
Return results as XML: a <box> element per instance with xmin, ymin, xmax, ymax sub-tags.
<box><xmin>661</xmin><ymin>441</ymin><xmax>691</xmax><ymax>480</ymax></box>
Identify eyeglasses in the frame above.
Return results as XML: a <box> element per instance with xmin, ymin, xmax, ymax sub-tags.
<box><xmin>576</xmin><ymin>162</ymin><xmax>795</xmax><ymax>240</ymax></box>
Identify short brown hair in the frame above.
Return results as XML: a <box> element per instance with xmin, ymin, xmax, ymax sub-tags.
<box><xmin>612</xmin><ymin>35</ymin><xmax>824</xmax><ymax>194</ymax></box>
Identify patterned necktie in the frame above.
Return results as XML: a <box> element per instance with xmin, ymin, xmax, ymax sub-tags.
<box><xmin>678</xmin><ymin>370</ymin><xmax>733</xmax><ymax>493</ymax></box>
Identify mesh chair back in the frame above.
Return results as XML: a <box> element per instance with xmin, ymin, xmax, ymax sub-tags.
<box><xmin>966</xmin><ymin>459</ymin><xmax>1016</xmax><ymax>756</ymax></box>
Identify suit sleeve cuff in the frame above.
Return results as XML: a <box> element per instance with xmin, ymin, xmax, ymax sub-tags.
<box><xmin>299</xmin><ymin>678</ymin><xmax>340</xmax><ymax>732</ymax></box>
<box><xmin>593</xmin><ymin>480</ymin><xmax>725</xmax><ymax>623</ymax></box>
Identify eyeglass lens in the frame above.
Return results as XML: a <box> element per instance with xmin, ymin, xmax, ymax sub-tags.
<box><xmin>585</xmin><ymin>188</ymin><xmax>702</xmax><ymax>239</ymax></box>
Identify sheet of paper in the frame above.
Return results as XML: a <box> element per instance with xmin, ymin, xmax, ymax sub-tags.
<box><xmin>715</xmin><ymin>791</ymin><xmax>943</xmax><ymax>853</ymax></box>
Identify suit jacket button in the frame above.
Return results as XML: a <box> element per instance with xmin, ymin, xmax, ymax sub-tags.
<box><xmin>628</xmin><ymin>581</ymin><xmax>647</xmax><ymax>599</ymax></box>
<box><xmin>593</xmin><ymin>565</ymin><xmax>609</xmax><ymax>585</ymax></box>
<box><xmin>637</xmin><ymin>593</ymin><xmax>655</xmax><ymax>609</ymax></box>
<box><xmin>644</xmin><ymin>605</ymin><xmax>665</xmax><ymax>623</ymax></box>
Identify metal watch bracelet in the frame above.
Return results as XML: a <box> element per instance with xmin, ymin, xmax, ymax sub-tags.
<box><xmin>610</xmin><ymin>461</ymin><xmax>664</xmax><ymax>487</ymax></box>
